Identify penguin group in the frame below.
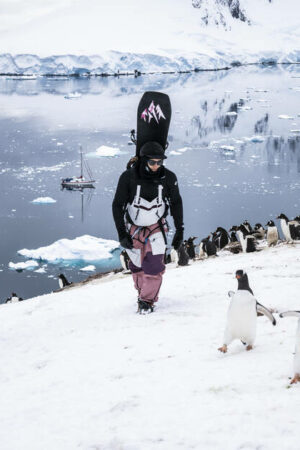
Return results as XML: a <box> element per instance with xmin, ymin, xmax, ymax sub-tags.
<box><xmin>118</xmin><ymin>213</ymin><xmax>300</xmax><ymax>271</ymax></box>
<box><xmin>219</xmin><ymin>270</ymin><xmax>300</xmax><ymax>385</ymax></box>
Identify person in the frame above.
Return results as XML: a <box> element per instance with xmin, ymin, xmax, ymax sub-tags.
<box><xmin>112</xmin><ymin>141</ymin><xmax>184</xmax><ymax>313</ymax></box>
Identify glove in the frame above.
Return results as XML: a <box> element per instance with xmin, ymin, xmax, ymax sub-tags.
<box><xmin>120</xmin><ymin>233</ymin><xmax>133</xmax><ymax>250</ymax></box>
<box><xmin>172</xmin><ymin>228</ymin><xmax>184</xmax><ymax>250</ymax></box>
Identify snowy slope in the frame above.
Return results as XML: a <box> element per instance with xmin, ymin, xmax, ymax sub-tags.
<box><xmin>0</xmin><ymin>0</ymin><xmax>299</xmax><ymax>74</ymax></box>
<box><xmin>1</xmin><ymin>243</ymin><xmax>300</xmax><ymax>449</ymax></box>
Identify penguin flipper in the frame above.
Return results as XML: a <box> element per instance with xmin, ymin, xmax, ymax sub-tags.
<box><xmin>279</xmin><ymin>311</ymin><xmax>300</xmax><ymax>319</ymax></box>
<box><xmin>256</xmin><ymin>302</ymin><xmax>276</xmax><ymax>326</ymax></box>
<box><xmin>227</xmin><ymin>290</ymin><xmax>235</xmax><ymax>298</ymax></box>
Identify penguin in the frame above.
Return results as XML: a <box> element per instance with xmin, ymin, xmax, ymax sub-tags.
<box><xmin>243</xmin><ymin>220</ymin><xmax>253</xmax><ymax>234</ymax></box>
<box><xmin>265</xmin><ymin>220</ymin><xmax>279</xmax><ymax>247</ymax></box>
<box><xmin>177</xmin><ymin>243</ymin><xmax>189</xmax><ymax>266</ymax></box>
<box><xmin>218</xmin><ymin>270</ymin><xmax>276</xmax><ymax>353</ymax></box>
<box><xmin>5</xmin><ymin>293</ymin><xmax>23</xmax><ymax>303</ymax></box>
<box><xmin>234</xmin><ymin>270</ymin><xmax>276</xmax><ymax>324</ymax></box>
<box><xmin>279</xmin><ymin>311</ymin><xmax>300</xmax><ymax>384</ymax></box>
<box><xmin>186</xmin><ymin>236</ymin><xmax>197</xmax><ymax>259</ymax></box>
<box><xmin>229</xmin><ymin>229</ymin><xmax>238</xmax><ymax>242</ymax></box>
<box><xmin>253</xmin><ymin>223</ymin><xmax>265</xmax><ymax>240</ymax></box>
<box><xmin>120</xmin><ymin>249</ymin><xmax>130</xmax><ymax>271</ymax></box>
<box><xmin>199</xmin><ymin>236</ymin><xmax>217</xmax><ymax>258</ymax></box>
<box><xmin>214</xmin><ymin>227</ymin><xmax>230</xmax><ymax>250</ymax></box>
<box><xmin>277</xmin><ymin>213</ymin><xmax>300</xmax><ymax>242</ymax></box>
<box><xmin>236</xmin><ymin>224</ymin><xmax>256</xmax><ymax>253</ymax></box>
<box><xmin>58</xmin><ymin>274</ymin><xmax>72</xmax><ymax>289</ymax></box>
<box><xmin>170</xmin><ymin>248</ymin><xmax>179</xmax><ymax>265</ymax></box>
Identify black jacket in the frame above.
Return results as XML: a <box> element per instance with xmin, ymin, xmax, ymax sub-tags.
<box><xmin>112</xmin><ymin>161</ymin><xmax>183</xmax><ymax>240</ymax></box>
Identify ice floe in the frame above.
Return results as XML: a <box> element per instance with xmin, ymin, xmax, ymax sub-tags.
<box><xmin>31</xmin><ymin>197</ymin><xmax>57</xmax><ymax>204</ymax></box>
<box><xmin>9</xmin><ymin>260</ymin><xmax>39</xmax><ymax>271</ymax></box>
<box><xmin>278</xmin><ymin>115</ymin><xmax>294</xmax><ymax>120</ymax></box>
<box><xmin>87</xmin><ymin>146</ymin><xmax>121</xmax><ymax>157</ymax></box>
<box><xmin>80</xmin><ymin>265</ymin><xmax>96</xmax><ymax>272</ymax></box>
<box><xmin>18</xmin><ymin>235</ymin><xmax>120</xmax><ymax>263</ymax></box>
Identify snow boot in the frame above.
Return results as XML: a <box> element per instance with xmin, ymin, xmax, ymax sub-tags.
<box><xmin>137</xmin><ymin>299</ymin><xmax>154</xmax><ymax>314</ymax></box>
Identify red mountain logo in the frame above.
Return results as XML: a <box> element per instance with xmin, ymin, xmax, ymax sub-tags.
<box><xmin>141</xmin><ymin>101</ymin><xmax>166</xmax><ymax>124</ymax></box>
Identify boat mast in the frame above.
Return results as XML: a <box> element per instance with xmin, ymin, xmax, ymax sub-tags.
<box><xmin>80</xmin><ymin>145</ymin><xmax>83</xmax><ymax>178</ymax></box>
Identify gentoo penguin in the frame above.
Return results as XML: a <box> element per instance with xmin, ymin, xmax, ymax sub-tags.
<box><xmin>58</xmin><ymin>274</ymin><xmax>72</xmax><ymax>289</ymax></box>
<box><xmin>243</xmin><ymin>220</ymin><xmax>253</xmax><ymax>234</ymax></box>
<box><xmin>277</xmin><ymin>213</ymin><xmax>300</xmax><ymax>242</ymax></box>
<box><xmin>5</xmin><ymin>293</ymin><xmax>23</xmax><ymax>303</ymax></box>
<box><xmin>120</xmin><ymin>249</ymin><xmax>130</xmax><ymax>271</ymax></box>
<box><xmin>177</xmin><ymin>243</ymin><xmax>189</xmax><ymax>266</ymax></box>
<box><xmin>253</xmin><ymin>223</ymin><xmax>265</xmax><ymax>240</ymax></box>
<box><xmin>265</xmin><ymin>220</ymin><xmax>279</xmax><ymax>247</ymax></box>
<box><xmin>169</xmin><ymin>248</ymin><xmax>179</xmax><ymax>265</ymax></box>
<box><xmin>213</xmin><ymin>227</ymin><xmax>230</xmax><ymax>250</ymax></box>
<box><xmin>199</xmin><ymin>236</ymin><xmax>217</xmax><ymax>258</ymax></box>
<box><xmin>218</xmin><ymin>270</ymin><xmax>276</xmax><ymax>353</ymax></box>
<box><xmin>237</xmin><ymin>224</ymin><xmax>256</xmax><ymax>253</ymax></box>
<box><xmin>186</xmin><ymin>236</ymin><xmax>197</xmax><ymax>259</ymax></box>
<box><xmin>279</xmin><ymin>311</ymin><xmax>300</xmax><ymax>384</ymax></box>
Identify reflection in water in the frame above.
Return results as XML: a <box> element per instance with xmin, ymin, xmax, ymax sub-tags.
<box><xmin>254</xmin><ymin>113</ymin><xmax>269</xmax><ymax>134</ymax></box>
<box><xmin>266</xmin><ymin>136</ymin><xmax>300</xmax><ymax>173</ymax></box>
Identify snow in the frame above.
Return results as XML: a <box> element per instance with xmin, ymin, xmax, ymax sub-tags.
<box><xmin>1</xmin><ymin>243</ymin><xmax>300</xmax><ymax>449</ymax></box>
<box><xmin>86</xmin><ymin>145</ymin><xmax>122</xmax><ymax>158</ymax></box>
<box><xmin>18</xmin><ymin>235</ymin><xmax>120</xmax><ymax>263</ymax></box>
<box><xmin>31</xmin><ymin>197</ymin><xmax>57</xmax><ymax>204</ymax></box>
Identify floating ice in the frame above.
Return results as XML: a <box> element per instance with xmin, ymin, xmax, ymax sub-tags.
<box><xmin>278</xmin><ymin>115</ymin><xmax>294</xmax><ymax>120</ymax></box>
<box><xmin>220</xmin><ymin>145</ymin><xmax>235</xmax><ymax>151</ymax></box>
<box><xmin>18</xmin><ymin>235</ymin><xmax>120</xmax><ymax>263</ymax></box>
<box><xmin>80</xmin><ymin>265</ymin><xmax>96</xmax><ymax>272</ymax></box>
<box><xmin>225</xmin><ymin>111</ymin><xmax>238</xmax><ymax>116</ymax></box>
<box><xmin>31</xmin><ymin>197</ymin><xmax>57</xmax><ymax>204</ymax></box>
<box><xmin>87</xmin><ymin>146</ymin><xmax>121</xmax><ymax>157</ymax></box>
<box><xmin>9</xmin><ymin>260</ymin><xmax>39</xmax><ymax>271</ymax></box>
<box><xmin>35</xmin><ymin>267</ymin><xmax>46</xmax><ymax>274</ymax></box>
<box><xmin>64</xmin><ymin>92</ymin><xmax>81</xmax><ymax>99</ymax></box>
<box><xmin>169</xmin><ymin>151</ymin><xmax>182</xmax><ymax>156</ymax></box>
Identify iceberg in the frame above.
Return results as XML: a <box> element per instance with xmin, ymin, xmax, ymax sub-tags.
<box><xmin>9</xmin><ymin>260</ymin><xmax>39</xmax><ymax>271</ymax></box>
<box><xmin>18</xmin><ymin>235</ymin><xmax>120</xmax><ymax>263</ymax></box>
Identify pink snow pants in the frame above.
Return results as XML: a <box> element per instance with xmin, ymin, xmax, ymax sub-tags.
<box><xmin>128</xmin><ymin>223</ymin><xmax>166</xmax><ymax>304</ymax></box>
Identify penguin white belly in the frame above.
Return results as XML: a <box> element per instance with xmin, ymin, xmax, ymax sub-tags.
<box><xmin>267</xmin><ymin>227</ymin><xmax>278</xmax><ymax>246</ymax></box>
<box><xmin>224</xmin><ymin>292</ymin><xmax>257</xmax><ymax>345</ymax></box>
<box><xmin>294</xmin><ymin>320</ymin><xmax>300</xmax><ymax>375</ymax></box>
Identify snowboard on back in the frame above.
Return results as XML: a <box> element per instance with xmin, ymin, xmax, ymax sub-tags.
<box><xmin>135</xmin><ymin>91</ymin><xmax>172</xmax><ymax>158</ymax></box>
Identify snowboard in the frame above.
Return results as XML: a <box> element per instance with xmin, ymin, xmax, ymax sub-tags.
<box><xmin>135</xmin><ymin>91</ymin><xmax>172</xmax><ymax>157</ymax></box>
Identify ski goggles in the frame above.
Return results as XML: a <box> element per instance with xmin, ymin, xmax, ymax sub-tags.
<box><xmin>148</xmin><ymin>159</ymin><xmax>163</xmax><ymax>167</ymax></box>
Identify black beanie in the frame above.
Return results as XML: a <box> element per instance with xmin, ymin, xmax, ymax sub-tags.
<box><xmin>140</xmin><ymin>141</ymin><xmax>167</xmax><ymax>159</ymax></box>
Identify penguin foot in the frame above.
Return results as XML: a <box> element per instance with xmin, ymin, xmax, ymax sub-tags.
<box><xmin>218</xmin><ymin>345</ymin><xmax>227</xmax><ymax>353</ymax></box>
<box><xmin>246</xmin><ymin>344</ymin><xmax>253</xmax><ymax>351</ymax></box>
<box><xmin>290</xmin><ymin>374</ymin><xmax>300</xmax><ymax>384</ymax></box>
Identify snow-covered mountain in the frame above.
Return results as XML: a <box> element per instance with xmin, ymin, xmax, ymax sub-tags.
<box><xmin>0</xmin><ymin>0</ymin><xmax>299</xmax><ymax>74</ymax></box>
<box><xmin>192</xmin><ymin>0</ymin><xmax>249</xmax><ymax>27</ymax></box>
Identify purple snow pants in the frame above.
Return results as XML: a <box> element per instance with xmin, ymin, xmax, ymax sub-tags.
<box><xmin>128</xmin><ymin>223</ymin><xmax>166</xmax><ymax>304</ymax></box>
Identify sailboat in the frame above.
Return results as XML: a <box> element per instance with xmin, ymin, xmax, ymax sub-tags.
<box><xmin>61</xmin><ymin>147</ymin><xmax>95</xmax><ymax>189</ymax></box>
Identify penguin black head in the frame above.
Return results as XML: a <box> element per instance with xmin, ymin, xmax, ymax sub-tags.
<box><xmin>277</xmin><ymin>213</ymin><xmax>288</xmax><ymax>221</ymax></box>
<box><xmin>229</xmin><ymin>225</ymin><xmax>238</xmax><ymax>232</ymax></box>
<box><xmin>266</xmin><ymin>220</ymin><xmax>275</xmax><ymax>227</ymax></box>
<box><xmin>254</xmin><ymin>223</ymin><xmax>263</xmax><ymax>230</ymax></box>
<box><xmin>235</xmin><ymin>270</ymin><xmax>254</xmax><ymax>295</ymax></box>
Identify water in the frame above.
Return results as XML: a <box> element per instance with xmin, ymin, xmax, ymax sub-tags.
<box><xmin>1</xmin><ymin>66</ymin><xmax>300</xmax><ymax>301</ymax></box>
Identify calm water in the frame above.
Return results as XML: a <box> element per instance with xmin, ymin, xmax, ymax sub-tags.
<box><xmin>1</xmin><ymin>66</ymin><xmax>300</xmax><ymax>301</ymax></box>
